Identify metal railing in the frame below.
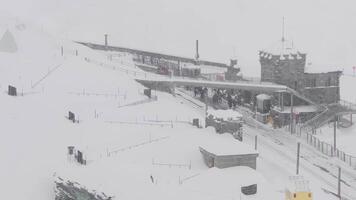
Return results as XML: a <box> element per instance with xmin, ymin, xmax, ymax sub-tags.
<box><xmin>339</xmin><ymin>99</ymin><xmax>356</xmax><ymax>111</ymax></box>
<box><xmin>306</xmin><ymin>133</ymin><xmax>356</xmax><ymax>169</ymax></box>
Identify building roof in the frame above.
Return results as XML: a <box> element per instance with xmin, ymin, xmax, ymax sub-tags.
<box><xmin>207</xmin><ymin>109</ymin><xmax>243</xmax><ymax>121</ymax></box>
<box><xmin>256</xmin><ymin>94</ymin><xmax>271</xmax><ymax>101</ymax></box>
<box><xmin>199</xmin><ymin>133</ymin><xmax>258</xmax><ymax>156</ymax></box>
<box><xmin>274</xmin><ymin>105</ymin><xmax>319</xmax><ymax>114</ymax></box>
<box><xmin>304</xmin><ymin>62</ymin><xmax>342</xmax><ymax>74</ymax></box>
<box><xmin>183</xmin><ymin>166</ymin><xmax>264</xmax><ymax>195</ymax></box>
<box><xmin>286</xmin><ymin>176</ymin><xmax>311</xmax><ymax>192</ymax></box>
<box><xmin>261</xmin><ymin>39</ymin><xmax>303</xmax><ymax>57</ymax></box>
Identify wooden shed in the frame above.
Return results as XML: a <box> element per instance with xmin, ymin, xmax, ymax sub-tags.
<box><xmin>199</xmin><ymin>135</ymin><xmax>258</xmax><ymax>169</ymax></box>
<box><xmin>183</xmin><ymin>166</ymin><xmax>263</xmax><ymax>197</ymax></box>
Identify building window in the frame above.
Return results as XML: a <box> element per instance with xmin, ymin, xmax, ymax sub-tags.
<box><xmin>312</xmin><ymin>78</ymin><xmax>316</xmax><ymax>87</ymax></box>
<box><xmin>326</xmin><ymin>77</ymin><xmax>331</xmax><ymax>86</ymax></box>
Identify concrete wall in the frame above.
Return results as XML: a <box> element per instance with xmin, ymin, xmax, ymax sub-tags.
<box><xmin>200</xmin><ymin>147</ymin><xmax>258</xmax><ymax>169</ymax></box>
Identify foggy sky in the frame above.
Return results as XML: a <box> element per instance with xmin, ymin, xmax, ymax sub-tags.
<box><xmin>1</xmin><ymin>0</ymin><xmax>356</xmax><ymax>76</ymax></box>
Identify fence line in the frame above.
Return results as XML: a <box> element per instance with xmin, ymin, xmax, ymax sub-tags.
<box><xmin>306</xmin><ymin>133</ymin><xmax>356</xmax><ymax>169</ymax></box>
<box><xmin>68</xmin><ymin>91</ymin><xmax>127</xmax><ymax>99</ymax></box>
<box><xmin>31</xmin><ymin>63</ymin><xmax>64</xmax><ymax>89</ymax></box>
<box><xmin>108</xmin><ymin>136</ymin><xmax>170</xmax><ymax>156</ymax></box>
<box><xmin>118</xmin><ymin>96</ymin><xmax>158</xmax><ymax>108</ymax></box>
<box><xmin>104</xmin><ymin>120</ymin><xmax>173</xmax><ymax>127</ymax></box>
<box><xmin>179</xmin><ymin>173</ymin><xmax>200</xmax><ymax>185</ymax></box>
<box><xmin>152</xmin><ymin>158</ymin><xmax>192</xmax><ymax>170</ymax></box>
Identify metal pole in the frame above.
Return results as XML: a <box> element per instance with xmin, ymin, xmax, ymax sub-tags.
<box><xmin>296</xmin><ymin>142</ymin><xmax>300</xmax><ymax>175</ymax></box>
<box><xmin>281</xmin><ymin>92</ymin><xmax>284</xmax><ymax>111</ymax></box>
<box><xmin>204</xmin><ymin>95</ymin><xmax>208</xmax><ymax>127</ymax></box>
<box><xmin>255</xmin><ymin>135</ymin><xmax>258</xmax><ymax>150</ymax></box>
<box><xmin>290</xmin><ymin>93</ymin><xmax>294</xmax><ymax>134</ymax></box>
<box><xmin>334</xmin><ymin>116</ymin><xmax>337</xmax><ymax>154</ymax></box>
<box><xmin>338</xmin><ymin>166</ymin><xmax>341</xmax><ymax>199</ymax></box>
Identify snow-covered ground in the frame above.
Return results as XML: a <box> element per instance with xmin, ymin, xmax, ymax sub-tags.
<box><xmin>1</xmin><ymin>4</ymin><xmax>356</xmax><ymax>200</ymax></box>
<box><xmin>341</xmin><ymin>75</ymin><xmax>356</xmax><ymax>104</ymax></box>
<box><xmin>307</xmin><ymin>75</ymin><xmax>356</xmax><ymax>156</ymax></box>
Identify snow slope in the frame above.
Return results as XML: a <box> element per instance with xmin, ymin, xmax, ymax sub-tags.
<box><xmin>0</xmin><ymin>10</ymin><xmax>353</xmax><ymax>200</ymax></box>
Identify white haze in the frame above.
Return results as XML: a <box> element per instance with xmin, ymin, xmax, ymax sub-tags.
<box><xmin>1</xmin><ymin>0</ymin><xmax>356</xmax><ymax>76</ymax></box>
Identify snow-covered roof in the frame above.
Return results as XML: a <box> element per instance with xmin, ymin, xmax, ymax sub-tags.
<box><xmin>199</xmin><ymin>64</ymin><xmax>227</xmax><ymax>74</ymax></box>
<box><xmin>261</xmin><ymin>39</ymin><xmax>303</xmax><ymax>56</ymax></box>
<box><xmin>286</xmin><ymin>176</ymin><xmax>311</xmax><ymax>193</ymax></box>
<box><xmin>183</xmin><ymin>166</ymin><xmax>264</xmax><ymax>195</ymax></box>
<box><xmin>256</xmin><ymin>94</ymin><xmax>271</xmax><ymax>101</ymax></box>
<box><xmin>182</xmin><ymin>64</ymin><xmax>200</xmax><ymax>69</ymax></box>
<box><xmin>275</xmin><ymin>105</ymin><xmax>319</xmax><ymax>114</ymax></box>
<box><xmin>207</xmin><ymin>109</ymin><xmax>243</xmax><ymax>121</ymax></box>
<box><xmin>199</xmin><ymin>133</ymin><xmax>258</xmax><ymax>156</ymax></box>
<box><xmin>304</xmin><ymin>62</ymin><xmax>342</xmax><ymax>74</ymax></box>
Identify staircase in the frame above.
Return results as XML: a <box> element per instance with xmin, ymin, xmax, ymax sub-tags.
<box><xmin>301</xmin><ymin>100</ymin><xmax>356</xmax><ymax>132</ymax></box>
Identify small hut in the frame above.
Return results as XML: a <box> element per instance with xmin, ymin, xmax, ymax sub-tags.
<box><xmin>199</xmin><ymin>134</ymin><xmax>258</xmax><ymax>169</ymax></box>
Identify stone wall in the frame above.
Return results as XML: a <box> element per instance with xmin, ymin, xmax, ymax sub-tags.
<box><xmin>260</xmin><ymin>52</ymin><xmax>306</xmax><ymax>90</ymax></box>
<box><xmin>303</xmin><ymin>71</ymin><xmax>341</xmax><ymax>88</ymax></box>
<box><xmin>55</xmin><ymin>177</ymin><xmax>112</xmax><ymax>200</ymax></box>
<box><xmin>260</xmin><ymin>51</ymin><xmax>341</xmax><ymax>105</ymax></box>
<box><xmin>302</xmin><ymin>71</ymin><xmax>341</xmax><ymax>104</ymax></box>
<box><xmin>302</xmin><ymin>86</ymin><xmax>339</xmax><ymax>104</ymax></box>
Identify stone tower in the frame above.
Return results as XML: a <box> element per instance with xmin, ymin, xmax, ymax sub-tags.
<box><xmin>259</xmin><ymin>40</ymin><xmax>306</xmax><ymax>91</ymax></box>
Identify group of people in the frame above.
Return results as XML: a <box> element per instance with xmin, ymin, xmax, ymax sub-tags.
<box><xmin>193</xmin><ymin>87</ymin><xmax>208</xmax><ymax>99</ymax></box>
<box><xmin>193</xmin><ymin>87</ymin><xmax>245</xmax><ymax>109</ymax></box>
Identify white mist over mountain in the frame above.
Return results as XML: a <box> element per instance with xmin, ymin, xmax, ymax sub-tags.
<box><xmin>1</xmin><ymin>0</ymin><xmax>356</xmax><ymax>76</ymax></box>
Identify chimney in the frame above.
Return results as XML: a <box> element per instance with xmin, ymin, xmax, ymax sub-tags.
<box><xmin>104</xmin><ymin>34</ymin><xmax>108</xmax><ymax>47</ymax></box>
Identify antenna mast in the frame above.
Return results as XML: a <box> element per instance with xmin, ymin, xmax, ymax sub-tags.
<box><xmin>282</xmin><ymin>17</ymin><xmax>285</xmax><ymax>42</ymax></box>
<box><xmin>282</xmin><ymin>17</ymin><xmax>286</xmax><ymax>53</ymax></box>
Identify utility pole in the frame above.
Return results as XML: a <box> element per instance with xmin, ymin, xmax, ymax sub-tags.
<box><xmin>195</xmin><ymin>40</ymin><xmax>199</xmax><ymax>65</ymax></box>
<box><xmin>205</xmin><ymin>95</ymin><xmax>208</xmax><ymax>127</ymax></box>
<box><xmin>338</xmin><ymin>166</ymin><xmax>341</xmax><ymax>199</ymax></box>
<box><xmin>290</xmin><ymin>93</ymin><xmax>294</xmax><ymax>134</ymax></box>
<box><xmin>281</xmin><ymin>92</ymin><xmax>284</xmax><ymax>111</ymax></box>
<box><xmin>296</xmin><ymin>142</ymin><xmax>300</xmax><ymax>175</ymax></box>
<box><xmin>351</xmin><ymin>114</ymin><xmax>353</xmax><ymax>124</ymax></box>
<box><xmin>255</xmin><ymin>135</ymin><xmax>258</xmax><ymax>150</ymax></box>
<box><xmin>334</xmin><ymin>116</ymin><xmax>337</xmax><ymax>155</ymax></box>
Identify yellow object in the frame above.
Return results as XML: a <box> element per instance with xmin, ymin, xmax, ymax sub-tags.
<box><xmin>285</xmin><ymin>176</ymin><xmax>312</xmax><ymax>200</ymax></box>
<box><xmin>286</xmin><ymin>190</ymin><xmax>312</xmax><ymax>200</ymax></box>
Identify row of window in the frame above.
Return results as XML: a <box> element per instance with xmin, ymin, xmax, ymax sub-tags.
<box><xmin>305</xmin><ymin>76</ymin><xmax>334</xmax><ymax>87</ymax></box>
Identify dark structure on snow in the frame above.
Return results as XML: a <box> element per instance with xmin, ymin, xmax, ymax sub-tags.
<box><xmin>259</xmin><ymin>41</ymin><xmax>341</xmax><ymax>105</ymax></box>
